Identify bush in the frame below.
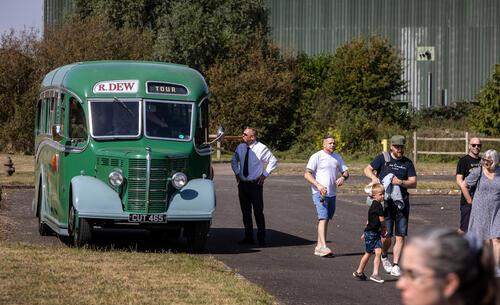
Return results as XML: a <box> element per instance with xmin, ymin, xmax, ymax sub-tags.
<box><xmin>294</xmin><ymin>36</ymin><xmax>408</xmax><ymax>154</ymax></box>
<box><xmin>471</xmin><ymin>64</ymin><xmax>500</xmax><ymax>136</ymax></box>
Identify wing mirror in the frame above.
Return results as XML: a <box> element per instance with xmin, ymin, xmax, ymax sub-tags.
<box><xmin>207</xmin><ymin>126</ymin><xmax>225</xmax><ymax>145</ymax></box>
<box><xmin>52</xmin><ymin>124</ymin><xmax>63</xmax><ymax>141</ymax></box>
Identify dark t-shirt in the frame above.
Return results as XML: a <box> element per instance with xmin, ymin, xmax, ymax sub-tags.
<box><xmin>366</xmin><ymin>200</ymin><xmax>384</xmax><ymax>232</ymax></box>
<box><xmin>370</xmin><ymin>153</ymin><xmax>417</xmax><ymax>197</ymax></box>
<box><xmin>456</xmin><ymin>155</ymin><xmax>481</xmax><ymax>205</ymax></box>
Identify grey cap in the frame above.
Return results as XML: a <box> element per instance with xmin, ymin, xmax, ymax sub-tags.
<box><xmin>391</xmin><ymin>135</ymin><xmax>405</xmax><ymax>145</ymax></box>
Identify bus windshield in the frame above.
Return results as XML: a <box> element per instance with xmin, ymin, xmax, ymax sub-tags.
<box><xmin>90</xmin><ymin>100</ymin><xmax>140</xmax><ymax>138</ymax></box>
<box><xmin>144</xmin><ymin>100</ymin><xmax>192</xmax><ymax>140</ymax></box>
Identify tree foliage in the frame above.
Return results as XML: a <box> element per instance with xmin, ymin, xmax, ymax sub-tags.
<box><xmin>471</xmin><ymin>65</ymin><xmax>500</xmax><ymax>136</ymax></box>
<box><xmin>0</xmin><ymin>16</ymin><xmax>154</xmax><ymax>152</ymax></box>
<box><xmin>0</xmin><ymin>31</ymin><xmax>41</xmax><ymax>152</ymax></box>
<box><xmin>295</xmin><ymin>36</ymin><xmax>408</xmax><ymax>154</ymax></box>
<box><xmin>73</xmin><ymin>0</ymin><xmax>269</xmax><ymax>70</ymax></box>
<box><xmin>205</xmin><ymin>38</ymin><xmax>299</xmax><ymax>150</ymax></box>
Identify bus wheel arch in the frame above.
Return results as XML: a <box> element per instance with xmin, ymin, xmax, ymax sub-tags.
<box><xmin>68</xmin><ymin>185</ymin><xmax>93</xmax><ymax>247</ymax></box>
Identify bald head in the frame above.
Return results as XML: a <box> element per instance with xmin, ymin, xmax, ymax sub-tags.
<box><xmin>469</xmin><ymin>137</ymin><xmax>481</xmax><ymax>157</ymax></box>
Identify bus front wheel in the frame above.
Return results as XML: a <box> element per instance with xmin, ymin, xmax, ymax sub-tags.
<box><xmin>69</xmin><ymin>205</ymin><xmax>92</xmax><ymax>247</ymax></box>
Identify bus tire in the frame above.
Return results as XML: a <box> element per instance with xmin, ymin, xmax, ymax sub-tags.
<box><xmin>185</xmin><ymin>221</ymin><xmax>210</xmax><ymax>253</ymax></box>
<box><xmin>73</xmin><ymin>217</ymin><xmax>92</xmax><ymax>247</ymax></box>
<box><xmin>69</xmin><ymin>204</ymin><xmax>92</xmax><ymax>247</ymax></box>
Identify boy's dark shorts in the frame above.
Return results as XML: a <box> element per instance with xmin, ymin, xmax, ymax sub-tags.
<box><xmin>364</xmin><ymin>230</ymin><xmax>382</xmax><ymax>253</ymax></box>
<box><xmin>459</xmin><ymin>203</ymin><xmax>472</xmax><ymax>232</ymax></box>
<box><xmin>384</xmin><ymin>198</ymin><xmax>410</xmax><ymax>237</ymax></box>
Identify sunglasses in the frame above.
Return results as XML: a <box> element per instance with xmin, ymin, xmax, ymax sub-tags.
<box><xmin>482</xmin><ymin>158</ymin><xmax>493</xmax><ymax>164</ymax></box>
<box><xmin>471</xmin><ymin>144</ymin><xmax>481</xmax><ymax>148</ymax></box>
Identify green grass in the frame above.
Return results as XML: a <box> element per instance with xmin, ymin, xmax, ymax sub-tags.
<box><xmin>0</xmin><ymin>241</ymin><xmax>278</xmax><ymax>305</ymax></box>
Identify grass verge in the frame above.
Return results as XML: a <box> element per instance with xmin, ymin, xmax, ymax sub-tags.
<box><xmin>0</xmin><ymin>241</ymin><xmax>278</xmax><ymax>305</ymax></box>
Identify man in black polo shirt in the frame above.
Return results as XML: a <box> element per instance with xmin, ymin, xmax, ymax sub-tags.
<box><xmin>455</xmin><ymin>137</ymin><xmax>482</xmax><ymax>233</ymax></box>
<box><xmin>364</xmin><ymin>135</ymin><xmax>417</xmax><ymax>277</ymax></box>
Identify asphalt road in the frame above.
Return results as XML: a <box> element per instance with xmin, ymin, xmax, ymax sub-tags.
<box><xmin>0</xmin><ymin>168</ymin><xmax>460</xmax><ymax>305</ymax></box>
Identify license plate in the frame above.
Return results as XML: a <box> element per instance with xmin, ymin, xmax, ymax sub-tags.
<box><xmin>128</xmin><ymin>214</ymin><xmax>167</xmax><ymax>223</ymax></box>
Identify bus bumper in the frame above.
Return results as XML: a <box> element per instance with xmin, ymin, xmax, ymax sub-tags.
<box><xmin>71</xmin><ymin>176</ymin><xmax>215</xmax><ymax>222</ymax></box>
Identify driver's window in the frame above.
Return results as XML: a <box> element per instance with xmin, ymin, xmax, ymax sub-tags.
<box><xmin>68</xmin><ymin>98</ymin><xmax>87</xmax><ymax>140</ymax></box>
<box><xmin>195</xmin><ymin>98</ymin><xmax>209</xmax><ymax>147</ymax></box>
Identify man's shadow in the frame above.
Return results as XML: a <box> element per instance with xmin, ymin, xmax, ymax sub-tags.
<box><xmin>206</xmin><ymin>228</ymin><xmax>315</xmax><ymax>254</ymax></box>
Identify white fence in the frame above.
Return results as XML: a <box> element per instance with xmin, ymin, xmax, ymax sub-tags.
<box><xmin>412</xmin><ymin>131</ymin><xmax>500</xmax><ymax>163</ymax></box>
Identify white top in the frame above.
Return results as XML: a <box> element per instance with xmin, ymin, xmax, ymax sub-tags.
<box><xmin>306</xmin><ymin>150</ymin><xmax>348</xmax><ymax>196</ymax></box>
<box><xmin>231</xmin><ymin>141</ymin><xmax>278</xmax><ymax>181</ymax></box>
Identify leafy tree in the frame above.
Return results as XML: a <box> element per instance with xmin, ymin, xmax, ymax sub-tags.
<box><xmin>471</xmin><ymin>65</ymin><xmax>500</xmax><ymax>136</ymax></box>
<box><xmin>73</xmin><ymin>0</ymin><xmax>269</xmax><ymax>70</ymax></box>
<box><xmin>37</xmin><ymin>15</ymin><xmax>154</xmax><ymax>71</ymax></box>
<box><xmin>0</xmin><ymin>30</ymin><xmax>40</xmax><ymax>152</ymax></box>
<box><xmin>205</xmin><ymin>38</ymin><xmax>299</xmax><ymax>150</ymax></box>
<box><xmin>299</xmin><ymin>36</ymin><xmax>408</xmax><ymax>153</ymax></box>
<box><xmin>0</xmin><ymin>16</ymin><xmax>155</xmax><ymax>152</ymax></box>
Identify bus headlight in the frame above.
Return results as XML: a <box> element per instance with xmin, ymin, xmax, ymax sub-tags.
<box><xmin>108</xmin><ymin>170</ymin><xmax>124</xmax><ymax>187</ymax></box>
<box><xmin>172</xmin><ymin>172</ymin><xmax>187</xmax><ymax>189</ymax></box>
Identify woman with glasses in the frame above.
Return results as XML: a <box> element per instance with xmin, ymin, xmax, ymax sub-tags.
<box><xmin>397</xmin><ymin>228</ymin><xmax>497</xmax><ymax>305</ymax></box>
<box><xmin>459</xmin><ymin>149</ymin><xmax>500</xmax><ymax>272</ymax></box>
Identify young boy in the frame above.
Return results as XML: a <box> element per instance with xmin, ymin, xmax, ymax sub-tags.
<box><xmin>353</xmin><ymin>183</ymin><xmax>387</xmax><ymax>283</ymax></box>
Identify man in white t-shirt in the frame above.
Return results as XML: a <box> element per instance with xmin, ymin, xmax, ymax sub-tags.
<box><xmin>304</xmin><ymin>135</ymin><xmax>349</xmax><ymax>257</ymax></box>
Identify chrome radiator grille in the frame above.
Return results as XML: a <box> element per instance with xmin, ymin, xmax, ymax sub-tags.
<box><xmin>126</xmin><ymin>158</ymin><xmax>188</xmax><ymax>213</ymax></box>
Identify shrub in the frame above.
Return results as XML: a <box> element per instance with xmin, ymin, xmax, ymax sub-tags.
<box><xmin>294</xmin><ymin>36</ymin><xmax>408</xmax><ymax>154</ymax></box>
<box><xmin>470</xmin><ymin>64</ymin><xmax>500</xmax><ymax>136</ymax></box>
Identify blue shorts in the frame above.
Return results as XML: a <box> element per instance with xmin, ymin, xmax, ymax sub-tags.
<box><xmin>312</xmin><ymin>193</ymin><xmax>336</xmax><ymax>220</ymax></box>
<box><xmin>364</xmin><ymin>230</ymin><xmax>382</xmax><ymax>253</ymax></box>
<box><xmin>384</xmin><ymin>199</ymin><xmax>410</xmax><ymax>237</ymax></box>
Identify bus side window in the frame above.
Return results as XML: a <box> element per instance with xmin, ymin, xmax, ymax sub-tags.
<box><xmin>35</xmin><ymin>99</ymin><xmax>42</xmax><ymax>135</ymax></box>
<box><xmin>68</xmin><ymin>99</ymin><xmax>87</xmax><ymax>140</ymax></box>
<box><xmin>59</xmin><ymin>94</ymin><xmax>65</xmax><ymax>135</ymax></box>
<box><xmin>195</xmin><ymin>98</ymin><xmax>209</xmax><ymax>147</ymax></box>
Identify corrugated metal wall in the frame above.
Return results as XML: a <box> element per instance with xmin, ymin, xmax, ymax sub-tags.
<box><xmin>266</xmin><ymin>0</ymin><xmax>500</xmax><ymax>109</ymax></box>
<box><xmin>43</xmin><ymin>0</ymin><xmax>74</xmax><ymax>32</ymax></box>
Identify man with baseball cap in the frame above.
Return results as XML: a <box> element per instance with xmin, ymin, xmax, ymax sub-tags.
<box><xmin>363</xmin><ymin>135</ymin><xmax>417</xmax><ymax>277</ymax></box>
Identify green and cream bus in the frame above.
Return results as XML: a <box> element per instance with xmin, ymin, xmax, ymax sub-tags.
<box><xmin>33</xmin><ymin>61</ymin><xmax>223</xmax><ymax>251</ymax></box>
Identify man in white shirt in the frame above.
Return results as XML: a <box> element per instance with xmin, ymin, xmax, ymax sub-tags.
<box><xmin>304</xmin><ymin>135</ymin><xmax>349</xmax><ymax>257</ymax></box>
<box><xmin>231</xmin><ymin>127</ymin><xmax>278</xmax><ymax>247</ymax></box>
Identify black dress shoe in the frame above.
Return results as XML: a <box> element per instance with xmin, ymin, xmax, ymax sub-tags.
<box><xmin>258</xmin><ymin>240</ymin><xmax>266</xmax><ymax>247</ymax></box>
<box><xmin>238</xmin><ymin>238</ymin><xmax>254</xmax><ymax>245</ymax></box>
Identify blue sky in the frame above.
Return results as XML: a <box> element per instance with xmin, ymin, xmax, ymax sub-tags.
<box><xmin>0</xmin><ymin>0</ymin><xmax>43</xmax><ymax>35</ymax></box>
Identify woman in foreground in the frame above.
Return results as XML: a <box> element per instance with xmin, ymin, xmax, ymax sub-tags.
<box><xmin>396</xmin><ymin>228</ymin><xmax>498</xmax><ymax>305</ymax></box>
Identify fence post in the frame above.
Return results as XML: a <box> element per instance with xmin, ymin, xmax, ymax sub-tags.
<box><xmin>465</xmin><ymin>131</ymin><xmax>469</xmax><ymax>154</ymax></box>
<box><xmin>217</xmin><ymin>139</ymin><xmax>221</xmax><ymax>161</ymax></box>
<box><xmin>413</xmin><ymin>131</ymin><xmax>417</xmax><ymax>163</ymax></box>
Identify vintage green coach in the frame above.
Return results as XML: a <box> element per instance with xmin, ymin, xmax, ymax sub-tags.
<box><xmin>33</xmin><ymin>61</ymin><xmax>224</xmax><ymax>251</ymax></box>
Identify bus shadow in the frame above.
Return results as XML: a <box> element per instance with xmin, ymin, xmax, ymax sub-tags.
<box><xmin>84</xmin><ymin>227</ymin><xmax>314</xmax><ymax>254</ymax></box>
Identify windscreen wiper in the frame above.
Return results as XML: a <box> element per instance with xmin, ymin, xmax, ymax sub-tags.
<box><xmin>113</xmin><ymin>97</ymin><xmax>135</xmax><ymax>117</ymax></box>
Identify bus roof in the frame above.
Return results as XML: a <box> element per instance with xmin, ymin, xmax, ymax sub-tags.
<box><xmin>41</xmin><ymin>61</ymin><xmax>208</xmax><ymax>100</ymax></box>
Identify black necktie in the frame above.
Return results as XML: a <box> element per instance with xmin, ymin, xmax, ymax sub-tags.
<box><xmin>243</xmin><ymin>146</ymin><xmax>250</xmax><ymax>177</ymax></box>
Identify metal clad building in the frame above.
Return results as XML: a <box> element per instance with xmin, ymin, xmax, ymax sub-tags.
<box><xmin>266</xmin><ymin>0</ymin><xmax>500</xmax><ymax>109</ymax></box>
<box><xmin>44</xmin><ymin>0</ymin><xmax>74</xmax><ymax>31</ymax></box>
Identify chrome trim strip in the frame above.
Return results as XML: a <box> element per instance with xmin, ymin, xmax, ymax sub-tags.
<box><xmin>145</xmin><ymin>147</ymin><xmax>151</xmax><ymax>212</ymax></box>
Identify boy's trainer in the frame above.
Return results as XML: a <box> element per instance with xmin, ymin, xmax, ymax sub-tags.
<box><xmin>369</xmin><ymin>274</ymin><xmax>384</xmax><ymax>283</ymax></box>
<box><xmin>352</xmin><ymin>271</ymin><xmax>367</xmax><ymax>281</ymax></box>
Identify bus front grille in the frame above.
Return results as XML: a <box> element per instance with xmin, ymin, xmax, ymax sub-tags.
<box><xmin>126</xmin><ymin>158</ymin><xmax>188</xmax><ymax>213</ymax></box>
